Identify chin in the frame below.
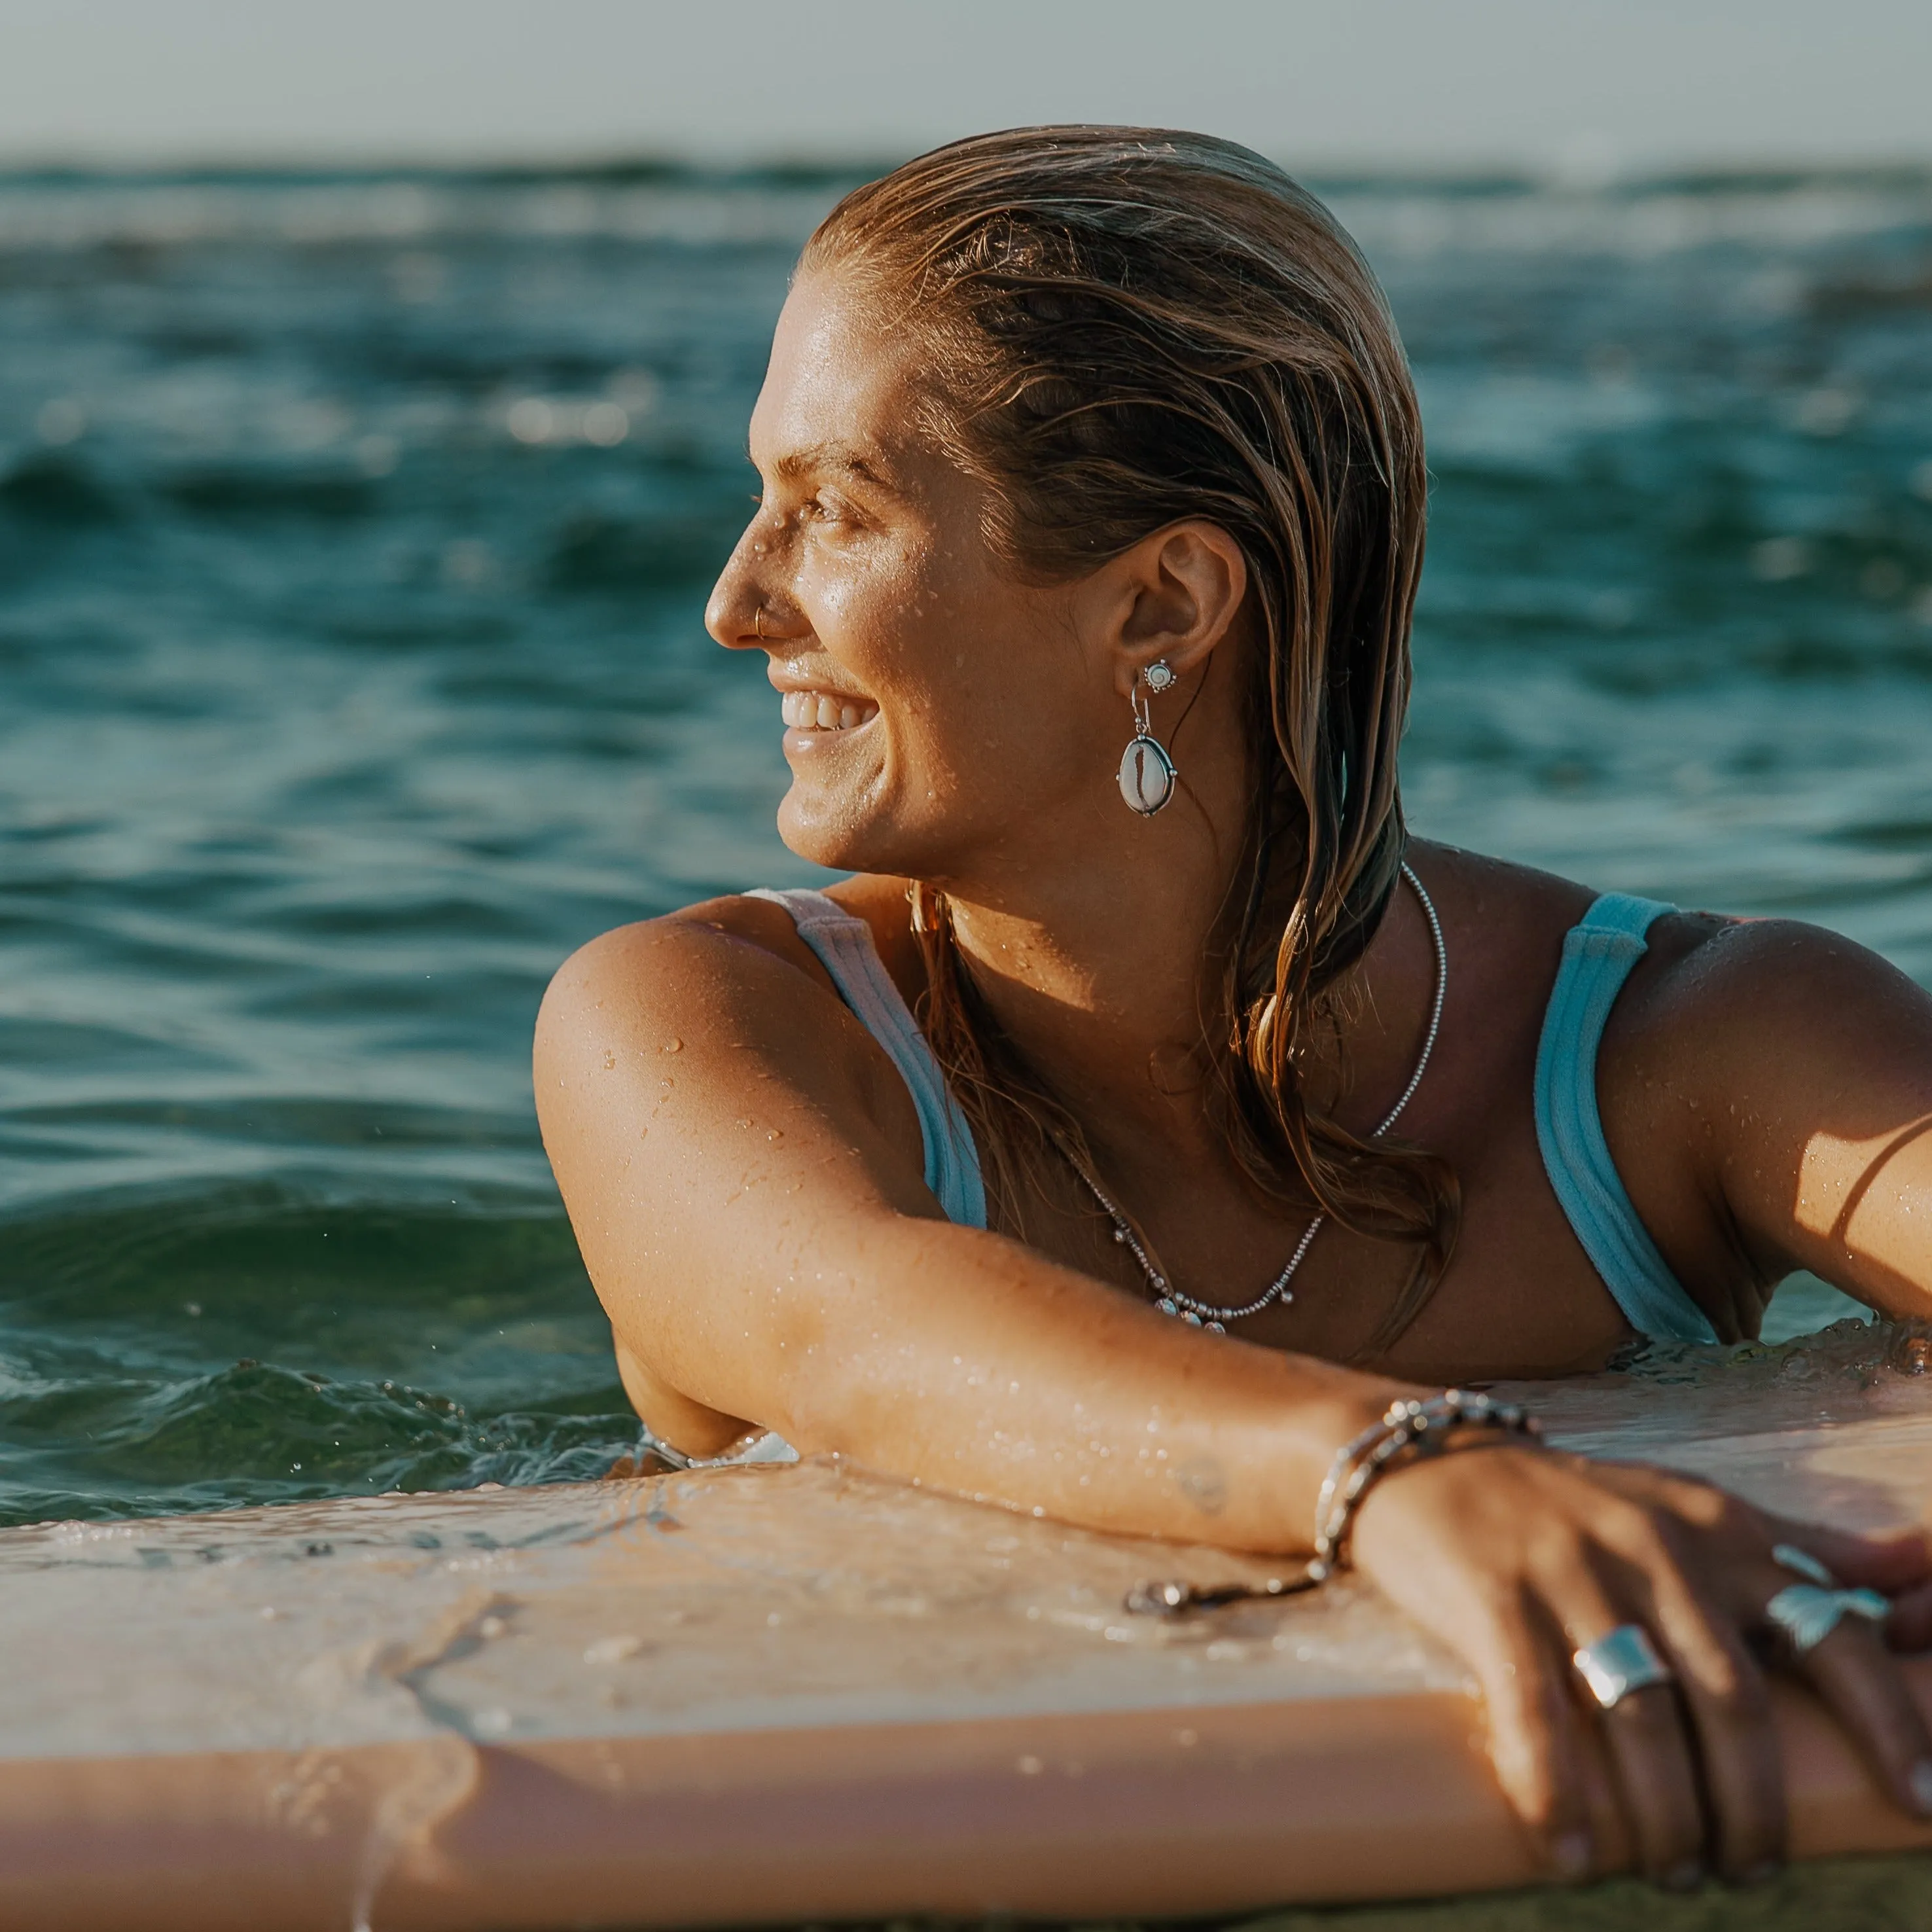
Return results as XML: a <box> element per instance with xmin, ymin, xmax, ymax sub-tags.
<box><xmin>776</xmin><ymin>785</ymin><xmax>885</xmax><ymax>874</ymax></box>
<box><xmin>776</xmin><ymin>777</ymin><xmax>945</xmax><ymax>881</ymax></box>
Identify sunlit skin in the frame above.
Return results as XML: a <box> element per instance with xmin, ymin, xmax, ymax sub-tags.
<box><xmin>537</xmin><ymin>267</ymin><xmax>1932</xmax><ymax>1886</ymax></box>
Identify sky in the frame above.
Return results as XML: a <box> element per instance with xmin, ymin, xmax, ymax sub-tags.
<box><xmin>5</xmin><ymin>0</ymin><xmax>1931</xmax><ymax>176</ymax></box>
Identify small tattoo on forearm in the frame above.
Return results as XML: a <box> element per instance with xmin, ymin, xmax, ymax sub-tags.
<box><xmin>1173</xmin><ymin>1456</ymin><xmax>1228</xmax><ymax>1516</ymax></box>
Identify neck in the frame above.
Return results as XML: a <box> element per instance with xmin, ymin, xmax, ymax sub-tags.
<box><xmin>929</xmin><ymin>817</ymin><xmax>1431</xmax><ymax>1176</ymax></box>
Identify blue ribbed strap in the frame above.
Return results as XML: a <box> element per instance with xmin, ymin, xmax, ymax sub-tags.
<box><xmin>745</xmin><ymin>888</ymin><xmax>988</xmax><ymax>1230</ymax></box>
<box><xmin>1533</xmin><ymin>893</ymin><xmax>1719</xmax><ymax>1344</ymax></box>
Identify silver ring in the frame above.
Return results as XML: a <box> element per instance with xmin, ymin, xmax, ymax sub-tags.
<box><xmin>1573</xmin><ymin>1624</ymin><xmax>1675</xmax><ymax>1710</ymax></box>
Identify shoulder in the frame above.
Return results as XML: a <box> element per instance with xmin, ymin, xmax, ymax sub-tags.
<box><xmin>535</xmin><ymin>899</ymin><xmax>810</xmax><ymax>1054</ymax></box>
<box><xmin>1585</xmin><ymin>907</ymin><xmax>1932</xmax><ymax>1307</ymax></box>
<box><xmin>533</xmin><ymin>876</ymin><xmax>929</xmax><ymax>1149</ymax></box>
<box><xmin>1612</xmin><ymin>906</ymin><xmax>1932</xmax><ymax>1190</ymax></box>
<box><xmin>1614</xmin><ymin>909</ymin><xmax>1932</xmax><ymax>1064</ymax></box>
<box><xmin>1401</xmin><ymin>841</ymin><xmax>1914</xmax><ymax>1049</ymax></box>
<box><xmin>538</xmin><ymin>874</ymin><xmax>920</xmax><ymax>1033</ymax></box>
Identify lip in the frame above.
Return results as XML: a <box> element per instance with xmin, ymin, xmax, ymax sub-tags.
<box><xmin>783</xmin><ymin>719</ymin><xmax>876</xmax><ymax>756</ymax></box>
<box><xmin>764</xmin><ymin>664</ymin><xmax>873</xmax><ymax>706</ymax></box>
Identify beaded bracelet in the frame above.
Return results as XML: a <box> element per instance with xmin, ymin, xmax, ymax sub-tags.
<box><xmin>1124</xmin><ymin>1388</ymin><xmax>1542</xmax><ymax>1617</ymax></box>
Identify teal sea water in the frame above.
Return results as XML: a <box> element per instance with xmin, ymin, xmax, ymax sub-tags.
<box><xmin>3</xmin><ymin>164</ymin><xmax>1932</xmax><ymax>1532</ymax></box>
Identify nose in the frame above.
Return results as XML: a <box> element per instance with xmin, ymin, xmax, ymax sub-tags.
<box><xmin>706</xmin><ymin>528</ymin><xmax>804</xmax><ymax>654</ymax></box>
<box><xmin>704</xmin><ymin>545</ymin><xmax>762</xmax><ymax>654</ymax></box>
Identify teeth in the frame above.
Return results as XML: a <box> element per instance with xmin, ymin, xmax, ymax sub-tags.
<box><xmin>781</xmin><ymin>690</ymin><xmax>873</xmax><ymax>732</ymax></box>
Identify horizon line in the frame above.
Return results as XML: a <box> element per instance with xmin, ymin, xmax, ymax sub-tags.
<box><xmin>5</xmin><ymin>150</ymin><xmax>1932</xmax><ymax>194</ymax></box>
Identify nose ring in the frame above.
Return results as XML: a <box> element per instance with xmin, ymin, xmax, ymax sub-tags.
<box><xmin>753</xmin><ymin>604</ymin><xmax>768</xmax><ymax>641</ymax></box>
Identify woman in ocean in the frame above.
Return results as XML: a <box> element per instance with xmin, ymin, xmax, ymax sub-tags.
<box><xmin>535</xmin><ymin>128</ymin><xmax>1932</xmax><ymax>1886</ymax></box>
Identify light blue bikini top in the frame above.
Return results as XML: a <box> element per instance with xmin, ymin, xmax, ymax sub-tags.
<box><xmin>639</xmin><ymin>884</ymin><xmax>1711</xmax><ymax>1470</ymax></box>
<box><xmin>1531</xmin><ymin>891</ymin><xmax>1718</xmax><ymax>1344</ymax></box>
<box><xmin>743</xmin><ymin>889</ymin><xmax>986</xmax><ymax>1227</ymax></box>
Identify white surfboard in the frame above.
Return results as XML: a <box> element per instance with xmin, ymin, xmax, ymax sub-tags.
<box><xmin>5</xmin><ymin>1322</ymin><xmax>1932</xmax><ymax>1931</ymax></box>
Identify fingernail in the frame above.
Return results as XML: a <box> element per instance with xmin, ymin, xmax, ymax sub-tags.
<box><xmin>1552</xmin><ymin>1830</ymin><xmax>1592</xmax><ymax>1880</ymax></box>
<box><xmin>1664</xmin><ymin>1859</ymin><xmax>1704</xmax><ymax>1892</ymax></box>
<box><xmin>1910</xmin><ymin>1760</ymin><xmax>1932</xmax><ymax>1815</ymax></box>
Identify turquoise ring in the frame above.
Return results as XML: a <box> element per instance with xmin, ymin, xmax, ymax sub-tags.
<box><xmin>1766</xmin><ymin>1544</ymin><xmax>1889</xmax><ymax>1654</ymax></box>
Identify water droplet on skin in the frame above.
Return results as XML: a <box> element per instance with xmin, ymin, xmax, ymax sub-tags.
<box><xmin>602</xmin><ymin>1050</ymin><xmax>617</xmax><ymax>1070</ymax></box>
<box><xmin>662</xmin><ymin>1037</ymin><xmax>683</xmax><ymax>1054</ymax></box>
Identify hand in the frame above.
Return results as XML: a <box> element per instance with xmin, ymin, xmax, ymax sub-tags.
<box><xmin>1348</xmin><ymin>1442</ymin><xmax>1932</xmax><ymax>1885</ymax></box>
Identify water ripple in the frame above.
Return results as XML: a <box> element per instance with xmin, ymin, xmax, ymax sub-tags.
<box><xmin>3</xmin><ymin>164</ymin><xmax>1931</xmax><ymax>1523</ymax></box>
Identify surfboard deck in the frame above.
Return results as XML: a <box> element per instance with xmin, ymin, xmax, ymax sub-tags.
<box><xmin>7</xmin><ymin>1323</ymin><xmax>1932</xmax><ymax>1931</ymax></box>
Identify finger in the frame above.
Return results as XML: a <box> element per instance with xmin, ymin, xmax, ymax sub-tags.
<box><xmin>1548</xmin><ymin>1568</ymin><xmax>1707</xmax><ymax>1883</ymax></box>
<box><xmin>1592</xmin><ymin>1677</ymin><xmax>1708</xmax><ymax>1883</ymax></box>
<box><xmin>1596</xmin><ymin>1465</ymin><xmax>1930</xmax><ymax>1597</ymax></box>
<box><xmin>1763</xmin><ymin>1519</ymin><xmax>1932</xmax><ymax>1595</ymax></box>
<box><xmin>1469</xmin><ymin>1598</ymin><xmax>1597</xmax><ymax>1881</ymax></box>
<box><xmin>1637</xmin><ymin>1552</ymin><xmax>1785</xmax><ymax>1880</ymax></box>
<box><xmin>1884</xmin><ymin>1581</ymin><xmax>1932</xmax><ymax>1654</ymax></box>
<box><xmin>1793</xmin><ymin>1613</ymin><xmax>1932</xmax><ymax>1823</ymax></box>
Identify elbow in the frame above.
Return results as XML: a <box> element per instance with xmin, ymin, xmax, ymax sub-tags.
<box><xmin>733</xmin><ymin>1274</ymin><xmax>900</xmax><ymax>1458</ymax></box>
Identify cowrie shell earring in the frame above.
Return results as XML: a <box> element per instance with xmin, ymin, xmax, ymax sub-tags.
<box><xmin>1118</xmin><ymin>660</ymin><xmax>1177</xmax><ymax>815</ymax></box>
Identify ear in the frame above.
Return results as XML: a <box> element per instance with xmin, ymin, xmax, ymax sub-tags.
<box><xmin>1076</xmin><ymin>520</ymin><xmax>1249</xmax><ymax>700</ymax></box>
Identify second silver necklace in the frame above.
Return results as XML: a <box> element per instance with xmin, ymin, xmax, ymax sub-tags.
<box><xmin>1070</xmin><ymin>861</ymin><xmax>1447</xmax><ymax>1333</ymax></box>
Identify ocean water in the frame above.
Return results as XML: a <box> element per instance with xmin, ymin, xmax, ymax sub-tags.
<box><xmin>3</xmin><ymin>163</ymin><xmax>1932</xmax><ymax>1533</ymax></box>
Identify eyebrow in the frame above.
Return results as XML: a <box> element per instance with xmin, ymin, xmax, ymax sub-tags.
<box><xmin>761</xmin><ymin>440</ymin><xmax>902</xmax><ymax>492</ymax></box>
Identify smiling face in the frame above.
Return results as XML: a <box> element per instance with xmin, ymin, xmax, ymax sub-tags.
<box><xmin>705</xmin><ymin>270</ymin><xmax>1111</xmax><ymax>885</ymax></box>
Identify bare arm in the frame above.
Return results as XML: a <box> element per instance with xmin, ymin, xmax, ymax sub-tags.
<box><xmin>534</xmin><ymin>905</ymin><xmax>1401</xmax><ymax>1553</ymax></box>
<box><xmin>1626</xmin><ymin>918</ymin><xmax>1932</xmax><ymax>1321</ymax></box>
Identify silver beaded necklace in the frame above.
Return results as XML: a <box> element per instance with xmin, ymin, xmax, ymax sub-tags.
<box><xmin>1069</xmin><ymin>861</ymin><xmax>1447</xmax><ymax>1333</ymax></box>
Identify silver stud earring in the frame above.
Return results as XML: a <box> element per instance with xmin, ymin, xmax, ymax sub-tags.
<box><xmin>1118</xmin><ymin>660</ymin><xmax>1177</xmax><ymax>815</ymax></box>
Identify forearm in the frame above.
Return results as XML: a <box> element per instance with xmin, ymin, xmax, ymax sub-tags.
<box><xmin>609</xmin><ymin>1209</ymin><xmax>1416</xmax><ymax>1554</ymax></box>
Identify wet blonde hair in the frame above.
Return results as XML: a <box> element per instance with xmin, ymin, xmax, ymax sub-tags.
<box><xmin>806</xmin><ymin>127</ymin><xmax>1456</xmax><ymax>1352</ymax></box>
